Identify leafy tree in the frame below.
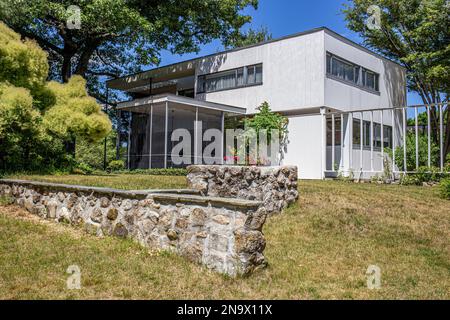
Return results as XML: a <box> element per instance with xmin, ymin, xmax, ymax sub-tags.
<box><xmin>343</xmin><ymin>0</ymin><xmax>450</xmax><ymax>156</ymax></box>
<box><xmin>225</xmin><ymin>26</ymin><xmax>272</xmax><ymax>48</ymax></box>
<box><xmin>243</xmin><ymin>101</ymin><xmax>289</xmax><ymax>165</ymax></box>
<box><xmin>0</xmin><ymin>0</ymin><xmax>259</xmax><ymax>101</ymax></box>
<box><xmin>75</xmin><ymin>130</ymin><xmax>117</xmax><ymax>170</ymax></box>
<box><xmin>0</xmin><ymin>22</ymin><xmax>110</xmax><ymax>171</ymax></box>
<box><xmin>43</xmin><ymin>76</ymin><xmax>111</xmax><ymax>143</ymax></box>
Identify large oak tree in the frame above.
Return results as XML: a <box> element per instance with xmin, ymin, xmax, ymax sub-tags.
<box><xmin>343</xmin><ymin>0</ymin><xmax>450</xmax><ymax>158</ymax></box>
<box><xmin>0</xmin><ymin>0</ymin><xmax>258</xmax><ymax>102</ymax></box>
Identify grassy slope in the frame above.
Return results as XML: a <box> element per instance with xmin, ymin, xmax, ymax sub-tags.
<box><xmin>7</xmin><ymin>174</ymin><xmax>188</xmax><ymax>190</ymax></box>
<box><xmin>0</xmin><ymin>179</ymin><xmax>449</xmax><ymax>299</ymax></box>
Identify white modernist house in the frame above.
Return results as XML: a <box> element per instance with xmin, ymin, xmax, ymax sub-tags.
<box><xmin>107</xmin><ymin>27</ymin><xmax>407</xmax><ymax>179</ymax></box>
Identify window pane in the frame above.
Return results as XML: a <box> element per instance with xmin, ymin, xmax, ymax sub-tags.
<box><xmin>197</xmin><ymin>76</ymin><xmax>205</xmax><ymax>93</ymax></box>
<box><xmin>354</xmin><ymin>66</ymin><xmax>360</xmax><ymax>84</ymax></box>
<box><xmin>364</xmin><ymin>121</ymin><xmax>371</xmax><ymax>147</ymax></box>
<box><xmin>353</xmin><ymin>119</ymin><xmax>361</xmax><ymax>145</ymax></box>
<box><xmin>247</xmin><ymin>66</ymin><xmax>256</xmax><ymax>84</ymax></box>
<box><xmin>326</xmin><ymin>118</ymin><xmax>341</xmax><ymax>146</ymax></box>
<box><xmin>374</xmin><ymin>123</ymin><xmax>381</xmax><ymax>148</ymax></box>
<box><xmin>366</xmin><ymin>72</ymin><xmax>375</xmax><ymax>89</ymax></box>
<box><xmin>130</xmin><ymin>112</ymin><xmax>150</xmax><ymax>169</ymax></box>
<box><xmin>167</xmin><ymin>105</ymin><xmax>196</xmax><ymax>168</ymax></box>
<box><xmin>237</xmin><ymin>68</ymin><xmax>244</xmax><ymax>86</ymax></box>
<box><xmin>326</xmin><ymin>54</ymin><xmax>331</xmax><ymax>74</ymax></box>
<box><xmin>151</xmin><ymin>106</ymin><xmax>166</xmax><ymax>168</ymax></box>
<box><xmin>255</xmin><ymin>64</ymin><xmax>263</xmax><ymax>83</ymax></box>
<box><xmin>344</xmin><ymin>63</ymin><xmax>354</xmax><ymax>82</ymax></box>
<box><xmin>383</xmin><ymin>126</ymin><xmax>392</xmax><ymax>148</ymax></box>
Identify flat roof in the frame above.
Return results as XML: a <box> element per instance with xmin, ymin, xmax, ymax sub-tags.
<box><xmin>116</xmin><ymin>93</ymin><xmax>246</xmax><ymax>114</ymax></box>
<box><xmin>106</xmin><ymin>26</ymin><xmax>405</xmax><ymax>91</ymax></box>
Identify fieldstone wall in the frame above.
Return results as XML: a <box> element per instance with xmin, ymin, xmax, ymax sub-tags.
<box><xmin>187</xmin><ymin>165</ymin><xmax>299</xmax><ymax>213</ymax></box>
<box><xmin>0</xmin><ymin>179</ymin><xmax>267</xmax><ymax>276</ymax></box>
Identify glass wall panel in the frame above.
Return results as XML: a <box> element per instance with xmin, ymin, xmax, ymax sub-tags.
<box><xmin>151</xmin><ymin>105</ymin><xmax>166</xmax><ymax>168</ymax></box>
<box><xmin>198</xmin><ymin>109</ymin><xmax>222</xmax><ymax>164</ymax></box>
<box><xmin>166</xmin><ymin>104</ymin><xmax>196</xmax><ymax>168</ymax></box>
<box><xmin>129</xmin><ymin>111</ymin><xmax>150</xmax><ymax>169</ymax></box>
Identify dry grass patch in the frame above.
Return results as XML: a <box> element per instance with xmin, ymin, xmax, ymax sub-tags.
<box><xmin>0</xmin><ymin>179</ymin><xmax>449</xmax><ymax>299</ymax></box>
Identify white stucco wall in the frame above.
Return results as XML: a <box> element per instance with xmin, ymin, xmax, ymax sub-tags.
<box><xmin>195</xmin><ymin>31</ymin><xmax>326</xmax><ymax>114</ymax></box>
<box><xmin>283</xmin><ymin>114</ymin><xmax>323</xmax><ymax>179</ymax></box>
<box><xmin>324</xmin><ymin>32</ymin><xmax>406</xmax><ymax>111</ymax></box>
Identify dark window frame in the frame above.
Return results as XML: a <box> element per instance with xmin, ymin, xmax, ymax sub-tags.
<box><xmin>196</xmin><ymin>63</ymin><xmax>263</xmax><ymax>94</ymax></box>
<box><xmin>327</xmin><ymin>52</ymin><xmax>380</xmax><ymax>94</ymax></box>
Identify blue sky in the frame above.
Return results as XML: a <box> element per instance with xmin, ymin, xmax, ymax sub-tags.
<box><xmin>158</xmin><ymin>0</ymin><xmax>422</xmax><ymax>105</ymax></box>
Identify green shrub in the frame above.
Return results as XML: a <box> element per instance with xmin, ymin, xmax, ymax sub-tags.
<box><xmin>72</xmin><ymin>162</ymin><xmax>94</xmax><ymax>175</ymax></box>
<box><xmin>439</xmin><ymin>178</ymin><xmax>450</xmax><ymax>200</ymax></box>
<box><xmin>400</xmin><ymin>167</ymin><xmax>449</xmax><ymax>186</ymax></box>
<box><xmin>399</xmin><ymin>166</ymin><xmax>449</xmax><ymax>185</ymax></box>
<box><xmin>107</xmin><ymin>160</ymin><xmax>125</xmax><ymax>172</ymax></box>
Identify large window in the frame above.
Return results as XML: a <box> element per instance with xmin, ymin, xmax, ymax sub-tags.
<box><xmin>353</xmin><ymin>119</ymin><xmax>392</xmax><ymax>150</ymax></box>
<box><xmin>327</xmin><ymin>52</ymin><xmax>380</xmax><ymax>93</ymax></box>
<box><xmin>197</xmin><ymin>63</ymin><xmax>263</xmax><ymax>94</ymax></box>
<box><xmin>326</xmin><ymin>117</ymin><xmax>342</xmax><ymax>146</ymax></box>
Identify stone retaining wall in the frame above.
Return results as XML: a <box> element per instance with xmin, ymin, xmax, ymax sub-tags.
<box><xmin>0</xmin><ymin>179</ymin><xmax>267</xmax><ymax>276</ymax></box>
<box><xmin>187</xmin><ymin>165</ymin><xmax>299</xmax><ymax>213</ymax></box>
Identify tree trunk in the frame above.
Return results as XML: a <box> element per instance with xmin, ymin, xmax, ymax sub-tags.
<box><xmin>61</xmin><ymin>54</ymin><xmax>72</xmax><ymax>83</ymax></box>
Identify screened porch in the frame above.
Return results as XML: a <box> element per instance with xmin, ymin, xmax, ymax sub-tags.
<box><xmin>116</xmin><ymin>94</ymin><xmax>246</xmax><ymax>169</ymax></box>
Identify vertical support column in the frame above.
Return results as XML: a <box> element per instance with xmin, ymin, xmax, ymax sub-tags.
<box><xmin>340</xmin><ymin>114</ymin><xmax>344</xmax><ymax>171</ymax></box>
<box><xmin>320</xmin><ymin>107</ymin><xmax>326</xmax><ymax>179</ymax></box>
<box><xmin>440</xmin><ymin>104</ymin><xmax>444</xmax><ymax>171</ymax></box>
<box><xmin>392</xmin><ymin>109</ymin><xmax>396</xmax><ymax>176</ymax></box>
<box><xmin>127</xmin><ymin>113</ymin><xmax>131</xmax><ymax>170</ymax></box>
<box><xmin>403</xmin><ymin>107</ymin><xmax>407</xmax><ymax>172</ymax></box>
<box><xmin>360</xmin><ymin>113</ymin><xmax>363</xmax><ymax>172</ymax></box>
<box><xmin>349</xmin><ymin>112</ymin><xmax>353</xmax><ymax>175</ymax></box>
<box><xmin>103</xmin><ymin>87</ymin><xmax>109</xmax><ymax>171</ymax></box>
<box><xmin>148</xmin><ymin>105</ymin><xmax>153</xmax><ymax>169</ymax></box>
<box><xmin>415</xmin><ymin>107</ymin><xmax>419</xmax><ymax>170</ymax></box>
<box><xmin>164</xmin><ymin>101</ymin><xmax>168</xmax><ymax>169</ymax></box>
<box><xmin>194</xmin><ymin>107</ymin><xmax>200</xmax><ymax>165</ymax></box>
<box><xmin>331</xmin><ymin>114</ymin><xmax>335</xmax><ymax>171</ymax></box>
<box><xmin>370</xmin><ymin>111</ymin><xmax>374</xmax><ymax>172</ymax></box>
<box><xmin>427</xmin><ymin>106</ymin><xmax>431</xmax><ymax>168</ymax></box>
<box><xmin>221</xmin><ymin>112</ymin><xmax>225</xmax><ymax>165</ymax></box>
<box><xmin>115</xmin><ymin>109</ymin><xmax>121</xmax><ymax>161</ymax></box>
<box><xmin>381</xmin><ymin>110</ymin><xmax>384</xmax><ymax>169</ymax></box>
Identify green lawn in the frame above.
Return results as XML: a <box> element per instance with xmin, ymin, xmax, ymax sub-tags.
<box><xmin>6</xmin><ymin>174</ymin><xmax>188</xmax><ymax>190</ymax></box>
<box><xmin>0</xmin><ymin>176</ymin><xmax>449</xmax><ymax>299</ymax></box>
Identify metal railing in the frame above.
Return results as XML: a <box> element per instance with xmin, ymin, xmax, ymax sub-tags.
<box><xmin>323</xmin><ymin>103</ymin><xmax>449</xmax><ymax>179</ymax></box>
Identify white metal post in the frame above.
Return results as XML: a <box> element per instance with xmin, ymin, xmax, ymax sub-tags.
<box><xmin>360</xmin><ymin>113</ymin><xmax>363</xmax><ymax>171</ymax></box>
<box><xmin>440</xmin><ymin>104</ymin><xmax>444</xmax><ymax>171</ymax></box>
<box><xmin>415</xmin><ymin>107</ymin><xmax>419</xmax><ymax>170</ymax></box>
<box><xmin>149</xmin><ymin>105</ymin><xmax>153</xmax><ymax>169</ymax></box>
<box><xmin>349</xmin><ymin>112</ymin><xmax>353</xmax><ymax>174</ymax></box>
<box><xmin>340</xmin><ymin>114</ymin><xmax>344</xmax><ymax>170</ymax></box>
<box><xmin>221</xmin><ymin>112</ymin><xmax>225</xmax><ymax>165</ymax></box>
<box><xmin>403</xmin><ymin>107</ymin><xmax>407</xmax><ymax>172</ymax></box>
<box><xmin>164</xmin><ymin>101</ymin><xmax>168</xmax><ymax>169</ymax></box>
<box><xmin>427</xmin><ymin>106</ymin><xmax>431</xmax><ymax>168</ymax></box>
<box><xmin>127</xmin><ymin>113</ymin><xmax>131</xmax><ymax>170</ymax></box>
<box><xmin>332</xmin><ymin>114</ymin><xmax>335</xmax><ymax>171</ymax></box>
<box><xmin>194</xmin><ymin>107</ymin><xmax>200</xmax><ymax>165</ymax></box>
<box><xmin>381</xmin><ymin>110</ymin><xmax>384</xmax><ymax>169</ymax></box>
<box><xmin>392</xmin><ymin>109</ymin><xmax>396</xmax><ymax>175</ymax></box>
<box><xmin>320</xmin><ymin>107</ymin><xmax>326</xmax><ymax>179</ymax></box>
<box><xmin>370</xmin><ymin>111</ymin><xmax>374</xmax><ymax>172</ymax></box>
